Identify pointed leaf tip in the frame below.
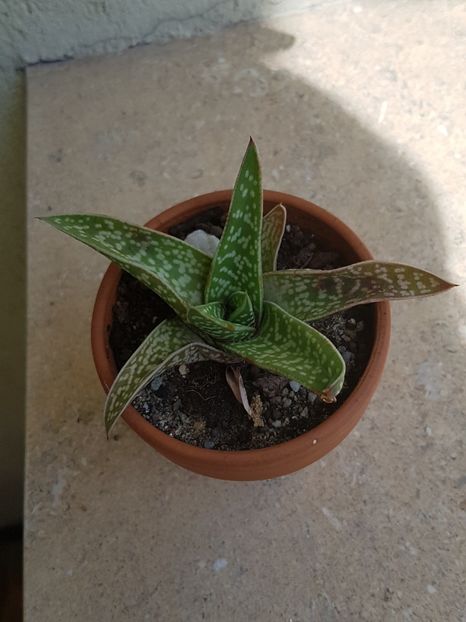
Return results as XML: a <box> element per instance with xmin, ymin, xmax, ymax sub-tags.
<box><xmin>262</xmin><ymin>204</ymin><xmax>287</xmax><ymax>273</ymax></box>
<box><xmin>205</xmin><ymin>139</ymin><xmax>263</xmax><ymax>318</ymax></box>
<box><xmin>264</xmin><ymin>261</ymin><xmax>457</xmax><ymax>321</ymax></box>
<box><xmin>321</xmin><ymin>388</ymin><xmax>337</xmax><ymax>404</ymax></box>
<box><xmin>40</xmin><ymin>213</ymin><xmax>212</xmax><ymax>317</ymax></box>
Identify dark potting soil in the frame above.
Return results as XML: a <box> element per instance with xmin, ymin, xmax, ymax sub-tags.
<box><xmin>109</xmin><ymin>207</ymin><xmax>373</xmax><ymax>450</ymax></box>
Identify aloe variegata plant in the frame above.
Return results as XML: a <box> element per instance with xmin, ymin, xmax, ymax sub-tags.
<box><xmin>41</xmin><ymin>139</ymin><xmax>455</xmax><ymax>436</ymax></box>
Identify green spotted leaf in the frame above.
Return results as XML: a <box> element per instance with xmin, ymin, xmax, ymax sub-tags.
<box><xmin>262</xmin><ymin>204</ymin><xmax>287</xmax><ymax>272</ymax></box>
<box><xmin>225</xmin><ymin>291</ymin><xmax>256</xmax><ymax>327</ymax></box>
<box><xmin>205</xmin><ymin>139</ymin><xmax>263</xmax><ymax>319</ymax></box>
<box><xmin>263</xmin><ymin>261</ymin><xmax>457</xmax><ymax>321</ymax></box>
<box><xmin>225</xmin><ymin>301</ymin><xmax>345</xmax><ymax>401</ymax></box>
<box><xmin>104</xmin><ymin>318</ymin><xmax>238</xmax><ymax>434</ymax></box>
<box><xmin>188</xmin><ymin>301</ymin><xmax>256</xmax><ymax>343</ymax></box>
<box><xmin>40</xmin><ymin>215</ymin><xmax>211</xmax><ymax>318</ymax></box>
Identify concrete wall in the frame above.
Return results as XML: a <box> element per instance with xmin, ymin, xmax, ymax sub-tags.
<box><xmin>0</xmin><ymin>0</ymin><xmax>322</xmax><ymax>525</ymax></box>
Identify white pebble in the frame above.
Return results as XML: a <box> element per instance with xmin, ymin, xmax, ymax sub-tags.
<box><xmin>150</xmin><ymin>376</ymin><xmax>163</xmax><ymax>391</ymax></box>
<box><xmin>178</xmin><ymin>363</ymin><xmax>189</xmax><ymax>377</ymax></box>
<box><xmin>184</xmin><ymin>229</ymin><xmax>219</xmax><ymax>257</ymax></box>
<box><xmin>426</xmin><ymin>584</ymin><xmax>437</xmax><ymax>594</ymax></box>
<box><xmin>289</xmin><ymin>380</ymin><xmax>301</xmax><ymax>393</ymax></box>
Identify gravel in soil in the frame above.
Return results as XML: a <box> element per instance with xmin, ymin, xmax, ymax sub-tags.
<box><xmin>109</xmin><ymin>207</ymin><xmax>373</xmax><ymax>450</ymax></box>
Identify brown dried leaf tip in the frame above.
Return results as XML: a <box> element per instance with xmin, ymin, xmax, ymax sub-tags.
<box><xmin>321</xmin><ymin>388</ymin><xmax>337</xmax><ymax>404</ymax></box>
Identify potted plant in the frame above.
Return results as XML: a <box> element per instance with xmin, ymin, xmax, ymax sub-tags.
<box><xmin>41</xmin><ymin>139</ymin><xmax>455</xmax><ymax>480</ymax></box>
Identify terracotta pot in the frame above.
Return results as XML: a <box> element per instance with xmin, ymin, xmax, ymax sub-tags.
<box><xmin>91</xmin><ymin>190</ymin><xmax>390</xmax><ymax>480</ymax></box>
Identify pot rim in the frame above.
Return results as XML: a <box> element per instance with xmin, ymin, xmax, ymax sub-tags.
<box><xmin>91</xmin><ymin>189</ymin><xmax>391</xmax><ymax>467</ymax></box>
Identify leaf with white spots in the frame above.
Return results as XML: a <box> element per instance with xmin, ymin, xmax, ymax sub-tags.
<box><xmin>261</xmin><ymin>204</ymin><xmax>287</xmax><ymax>272</ymax></box>
<box><xmin>205</xmin><ymin>139</ymin><xmax>263</xmax><ymax>319</ymax></box>
<box><xmin>225</xmin><ymin>291</ymin><xmax>255</xmax><ymax>327</ymax></box>
<box><xmin>225</xmin><ymin>301</ymin><xmax>345</xmax><ymax>402</ymax></box>
<box><xmin>104</xmin><ymin>318</ymin><xmax>238</xmax><ymax>434</ymax></box>
<box><xmin>263</xmin><ymin>261</ymin><xmax>457</xmax><ymax>321</ymax></box>
<box><xmin>188</xmin><ymin>301</ymin><xmax>255</xmax><ymax>343</ymax></box>
<box><xmin>40</xmin><ymin>215</ymin><xmax>211</xmax><ymax>318</ymax></box>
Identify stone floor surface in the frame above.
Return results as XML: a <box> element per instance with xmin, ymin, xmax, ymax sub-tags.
<box><xmin>26</xmin><ymin>2</ymin><xmax>465</xmax><ymax>620</ymax></box>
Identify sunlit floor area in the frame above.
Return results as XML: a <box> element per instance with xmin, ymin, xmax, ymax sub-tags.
<box><xmin>25</xmin><ymin>3</ymin><xmax>465</xmax><ymax>620</ymax></box>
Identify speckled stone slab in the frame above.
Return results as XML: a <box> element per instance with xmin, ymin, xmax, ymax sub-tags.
<box><xmin>26</xmin><ymin>3</ymin><xmax>465</xmax><ymax>620</ymax></box>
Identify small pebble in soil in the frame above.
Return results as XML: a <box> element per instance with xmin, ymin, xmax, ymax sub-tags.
<box><xmin>339</xmin><ymin>347</ymin><xmax>354</xmax><ymax>365</ymax></box>
<box><xmin>178</xmin><ymin>363</ymin><xmax>189</xmax><ymax>377</ymax></box>
<box><xmin>179</xmin><ymin>413</ymin><xmax>189</xmax><ymax>425</ymax></box>
<box><xmin>289</xmin><ymin>380</ymin><xmax>301</xmax><ymax>393</ymax></box>
<box><xmin>150</xmin><ymin>376</ymin><xmax>163</xmax><ymax>392</ymax></box>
